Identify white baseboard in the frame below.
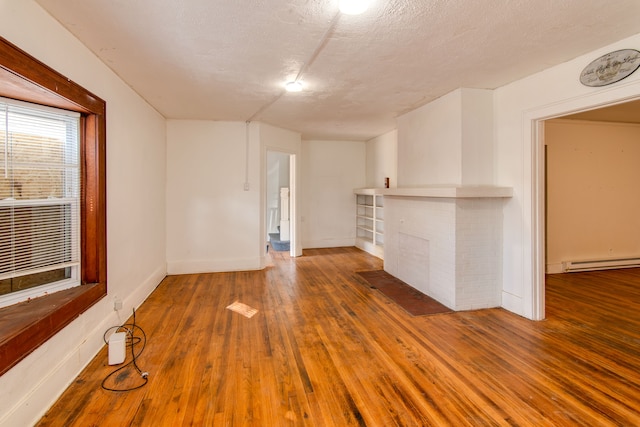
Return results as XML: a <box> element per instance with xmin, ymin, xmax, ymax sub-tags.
<box><xmin>167</xmin><ymin>257</ymin><xmax>263</xmax><ymax>275</ymax></box>
<box><xmin>302</xmin><ymin>238</ymin><xmax>356</xmax><ymax>249</ymax></box>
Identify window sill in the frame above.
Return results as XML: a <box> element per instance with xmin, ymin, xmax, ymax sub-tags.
<box><xmin>0</xmin><ymin>283</ymin><xmax>105</xmax><ymax>376</ymax></box>
<box><xmin>0</xmin><ymin>36</ymin><xmax>107</xmax><ymax>379</ymax></box>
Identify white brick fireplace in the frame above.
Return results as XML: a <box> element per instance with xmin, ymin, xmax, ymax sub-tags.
<box><xmin>381</xmin><ymin>186</ymin><xmax>512</xmax><ymax>311</ymax></box>
<box><xmin>379</xmin><ymin>87</ymin><xmax>513</xmax><ymax>311</ymax></box>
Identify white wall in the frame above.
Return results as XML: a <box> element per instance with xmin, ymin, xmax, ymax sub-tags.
<box><xmin>396</xmin><ymin>88</ymin><xmax>494</xmax><ymax>186</ymax></box>
<box><xmin>0</xmin><ymin>2</ymin><xmax>167</xmax><ymax>426</ymax></box>
<box><xmin>495</xmin><ymin>33</ymin><xmax>640</xmax><ymax>319</ymax></box>
<box><xmin>461</xmin><ymin>89</ymin><xmax>494</xmax><ymax>185</ymax></box>
<box><xmin>366</xmin><ymin>129</ymin><xmax>397</xmax><ymax>188</ymax></box>
<box><xmin>166</xmin><ymin>121</ymin><xmax>301</xmax><ymax>271</ymax></box>
<box><xmin>301</xmin><ymin>139</ymin><xmax>366</xmax><ymax>248</ymax></box>
<box><xmin>6</xmin><ymin>4</ymin><xmax>640</xmax><ymax>424</ymax></box>
<box><xmin>166</xmin><ymin>120</ymin><xmax>262</xmax><ymax>273</ymax></box>
<box><xmin>546</xmin><ymin>119</ymin><xmax>640</xmax><ymax>272</ymax></box>
<box><xmin>397</xmin><ymin>90</ymin><xmax>462</xmax><ymax>186</ymax></box>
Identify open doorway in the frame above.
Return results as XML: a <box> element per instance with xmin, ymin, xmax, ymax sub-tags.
<box><xmin>266</xmin><ymin>150</ymin><xmax>296</xmax><ymax>256</ymax></box>
<box><xmin>536</xmin><ymin>97</ymin><xmax>640</xmax><ymax>318</ymax></box>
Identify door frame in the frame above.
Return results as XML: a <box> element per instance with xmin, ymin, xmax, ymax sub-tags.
<box><xmin>528</xmin><ymin>87</ymin><xmax>640</xmax><ymax>320</ymax></box>
<box><xmin>264</xmin><ymin>148</ymin><xmax>300</xmax><ymax>258</ymax></box>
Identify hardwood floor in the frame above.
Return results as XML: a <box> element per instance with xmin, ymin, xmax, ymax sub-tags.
<box><xmin>37</xmin><ymin>248</ymin><xmax>640</xmax><ymax>426</ymax></box>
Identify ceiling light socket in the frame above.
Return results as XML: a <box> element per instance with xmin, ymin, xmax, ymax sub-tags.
<box><xmin>285</xmin><ymin>81</ymin><xmax>303</xmax><ymax>92</ymax></box>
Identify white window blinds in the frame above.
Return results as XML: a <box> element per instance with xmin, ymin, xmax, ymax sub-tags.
<box><xmin>0</xmin><ymin>98</ymin><xmax>80</xmax><ymax>307</ymax></box>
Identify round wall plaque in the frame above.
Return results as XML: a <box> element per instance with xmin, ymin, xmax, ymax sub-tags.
<box><xmin>580</xmin><ymin>49</ymin><xmax>640</xmax><ymax>87</ymax></box>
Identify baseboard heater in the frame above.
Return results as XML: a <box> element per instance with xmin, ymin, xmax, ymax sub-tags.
<box><xmin>562</xmin><ymin>257</ymin><xmax>640</xmax><ymax>272</ymax></box>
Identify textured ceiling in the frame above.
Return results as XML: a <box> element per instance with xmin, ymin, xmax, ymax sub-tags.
<box><xmin>35</xmin><ymin>0</ymin><xmax>640</xmax><ymax>140</ymax></box>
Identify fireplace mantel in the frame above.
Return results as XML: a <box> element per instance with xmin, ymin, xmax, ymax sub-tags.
<box><xmin>358</xmin><ymin>185</ymin><xmax>513</xmax><ymax>312</ymax></box>
<box><xmin>355</xmin><ymin>186</ymin><xmax>512</xmax><ymax>199</ymax></box>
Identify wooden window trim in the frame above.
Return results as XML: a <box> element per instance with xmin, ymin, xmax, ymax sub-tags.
<box><xmin>0</xmin><ymin>37</ymin><xmax>107</xmax><ymax>376</ymax></box>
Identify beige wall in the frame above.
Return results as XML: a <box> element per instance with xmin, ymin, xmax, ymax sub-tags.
<box><xmin>545</xmin><ymin>119</ymin><xmax>640</xmax><ymax>272</ymax></box>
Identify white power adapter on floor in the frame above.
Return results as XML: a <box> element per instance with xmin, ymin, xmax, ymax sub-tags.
<box><xmin>108</xmin><ymin>331</ymin><xmax>126</xmax><ymax>365</ymax></box>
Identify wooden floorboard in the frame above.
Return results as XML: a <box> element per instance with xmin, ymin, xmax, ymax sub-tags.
<box><xmin>36</xmin><ymin>247</ymin><xmax>640</xmax><ymax>426</ymax></box>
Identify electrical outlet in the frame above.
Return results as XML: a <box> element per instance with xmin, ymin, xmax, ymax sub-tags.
<box><xmin>113</xmin><ymin>297</ymin><xmax>123</xmax><ymax>311</ymax></box>
<box><xmin>244</xmin><ymin>182</ymin><xmax>250</xmax><ymax>191</ymax></box>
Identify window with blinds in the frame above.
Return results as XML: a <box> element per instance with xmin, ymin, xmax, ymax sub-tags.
<box><xmin>0</xmin><ymin>98</ymin><xmax>80</xmax><ymax>308</ymax></box>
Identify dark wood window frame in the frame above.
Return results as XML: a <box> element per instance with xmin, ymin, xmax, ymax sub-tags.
<box><xmin>0</xmin><ymin>37</ymin><xmax>107</xmax><ymax>376</ymax></box>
